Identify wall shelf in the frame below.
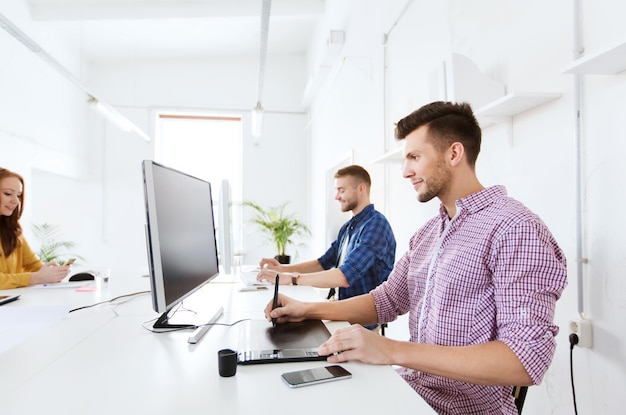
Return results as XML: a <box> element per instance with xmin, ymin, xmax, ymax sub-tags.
<box><xmin>476</xmin><ymin>92</ymin><xmax>561</xmax><ymax>128</ymax></box>
<box><xmin>561</xmin><ymin>39</ymin><xmax>626</xmax><ymax>75</ymax></box>
<box><xmin>372</xmin><ymin>146</ymin><xmax>402</xmax><ymax>164</ymax></box>
<box><xmin>441</xmin><ymin>53</ymin><xmax>505</xmax><ymax>109</ymax></box>
<box><xmin>375</xmin><ymin>54</ymin><xmax>562</xmax><ymax>161</ymax></box>
<box><xmin>374</xmin><ymin>91</ymin><xmax>561</xmax><ymax>162</ymax></box>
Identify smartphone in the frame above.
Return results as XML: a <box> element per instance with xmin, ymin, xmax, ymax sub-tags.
<box><xmin>65</xmin><ymin>258</ymin><xmax>76</xmax><ymax>265</ymax></box>
<box><xmin>0</xmin><ymin>295</ymin><xmax>20</xmax><ymax>306</ymax></box>
<box><xmin>281</xmin><ymin>365</ymin><xmax>352</xmax><ymax>388</ymax></box>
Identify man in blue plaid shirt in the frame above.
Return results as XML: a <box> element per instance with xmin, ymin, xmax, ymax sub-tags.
<box><xmin>257</xmin><ymin>165</ymin><xmax>396</xmax><ymax>311</ymax></box>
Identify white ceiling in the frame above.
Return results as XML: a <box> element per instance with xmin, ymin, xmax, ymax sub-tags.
<box><xmin>26</xmin><ymin>0</ymin><xmax>326</xmax><ymax>61</ymax></box>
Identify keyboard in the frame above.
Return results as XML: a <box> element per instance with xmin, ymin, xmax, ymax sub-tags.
<box><xmin>239</xmin><ymin>270</ymin><xmax>270</xmax><ymax>286</ymax></box>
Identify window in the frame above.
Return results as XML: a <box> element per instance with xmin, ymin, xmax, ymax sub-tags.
<box><xmin>156</xmin><ymin>112</ymin><xmax>243</xmax><ymax>261</ymax></box>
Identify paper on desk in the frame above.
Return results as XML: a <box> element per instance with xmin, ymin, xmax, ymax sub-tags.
<box><xmin>0</xmin><ymin>305</ymin><xmax>70</xmax><ymax>355</ymax></box>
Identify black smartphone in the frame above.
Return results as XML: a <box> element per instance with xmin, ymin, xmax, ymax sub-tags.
<box><xmin>281</xmin><ymin>365</ymin><xmax>352</xmax><ymax>388</ymax></box>
<box><xmin>0</xmin><ymin>295</ymin><xmax>20</xmax><ymax>306</ymax></box>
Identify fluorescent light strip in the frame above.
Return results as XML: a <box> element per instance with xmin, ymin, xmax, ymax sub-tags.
<box><xmin>87</xmin><ymin>97</ymin><xmax>151</xmax><ymax>142</ymax></box>
<box><xmin>0</xmin><ymin>13</ymin><xmax>151</xmax><ymax>142</ymax></box>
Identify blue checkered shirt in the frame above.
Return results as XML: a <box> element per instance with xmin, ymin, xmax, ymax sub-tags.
<box><xmin>318</xmin><ymin>204</ymin><xmax>396</xmax><ymax>300</ymax></box>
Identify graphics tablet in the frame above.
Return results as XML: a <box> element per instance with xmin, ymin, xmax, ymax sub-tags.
<box><xmin>237</xmin><ymin>319</ymin><xmax>331</xmax><ymax>365</ymax></box>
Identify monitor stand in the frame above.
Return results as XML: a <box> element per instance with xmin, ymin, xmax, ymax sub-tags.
<box><xmin>153</xmin><ymin>303</ymin><xmax>224</xmax><ymax>333</ymax></box>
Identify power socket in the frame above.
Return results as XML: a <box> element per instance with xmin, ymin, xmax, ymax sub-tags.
<box><xmin>568</xmin><ymin>318</ymin><xmax>593</xmax><ymax>348</ymax></box>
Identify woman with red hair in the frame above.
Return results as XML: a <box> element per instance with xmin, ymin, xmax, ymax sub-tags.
<box><xmin>0</xmin><ymin>167</ymin><xmax>69</xmax><ymax>289</ymax></box>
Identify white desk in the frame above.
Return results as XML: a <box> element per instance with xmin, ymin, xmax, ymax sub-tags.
<box><xmin>0</xmin><ymin>275</ymin><xmax>435</xmax><ymax>414</ymax></box>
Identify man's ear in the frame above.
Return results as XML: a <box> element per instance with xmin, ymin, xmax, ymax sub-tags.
<box><xmin>448</xmin><ymin>142</ymin><xmax>465</xmax><ymax>167</ymax></box>
<box><xmin>358</xmin><ymin>182</ymin><xmax>366</xmax><ymax>194</ymax></box>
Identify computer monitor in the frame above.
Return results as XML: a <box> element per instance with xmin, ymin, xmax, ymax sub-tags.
<box><xmin>142</xmin><ymin>160</ymin><xmax>222</xmax><ymax>330</ymax></box>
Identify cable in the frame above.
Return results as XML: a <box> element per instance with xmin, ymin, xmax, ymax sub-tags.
<box><xmin>68</xmin><ymin>290</ymin><xmax>150</xmax><ymax>313</ymax></box>
<box><xmin>141</xmin><ymin>318</ymin><xmax>251</xmax><ymax>333</ymax></box>
<box><xmin>569</xmin><ymin>333</ymin><xmax>579</xmax><ymax>415</ymax></box>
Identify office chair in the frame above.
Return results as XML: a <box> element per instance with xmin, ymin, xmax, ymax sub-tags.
<box><xmin>512</xmin><ymin>385</ymin><xmax>528</xmax><ymax>414</ymax></box>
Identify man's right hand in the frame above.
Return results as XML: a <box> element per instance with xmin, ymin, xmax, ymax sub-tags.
<box><xmin>264</xmin><ymin>293</ymin><xmax>307</xmax><ymax>324</ymax></box>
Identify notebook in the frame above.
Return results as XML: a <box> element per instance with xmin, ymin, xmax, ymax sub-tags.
<box><xmin>237</xmin><ymin>319</ymin><xmax>331</xmax><ymax>365</ymax></box>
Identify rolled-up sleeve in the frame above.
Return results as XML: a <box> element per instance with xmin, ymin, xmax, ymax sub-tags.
<box><xmin>491</xmin><ymin>220</ymin><xmax>568</xmax><ymax>384</ymax></box>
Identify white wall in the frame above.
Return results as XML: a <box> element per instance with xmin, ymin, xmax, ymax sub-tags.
<box><xmin>307</xmin><ymin>1</ymin><xmax>626</xmax><ymax>414</ymax></box>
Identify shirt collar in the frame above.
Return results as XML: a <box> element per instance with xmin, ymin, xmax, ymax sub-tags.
<box><xmin>350</xmin><ymin>203</ymin><xmax>375</xmax><ymax>227</ymax></box>
<box><xmin>438</xmin><ymin>185</ymin><xmax>507</xmax><ymax>219</ymax></box>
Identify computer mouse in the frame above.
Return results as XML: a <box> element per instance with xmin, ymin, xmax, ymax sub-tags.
<box><xmin>69</xmin><ymin>272</ymin><xmax>95</xmax><ymax>281</ymax></box>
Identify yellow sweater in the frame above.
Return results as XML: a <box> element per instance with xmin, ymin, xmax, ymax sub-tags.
<box><xmin>0</xmin><ymin>237</ymin><xmax>43</xmax><ymax>289</ymax></box>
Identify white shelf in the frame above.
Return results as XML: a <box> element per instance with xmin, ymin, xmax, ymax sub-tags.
<box><xmin>374</xmin><ymin>92</ymin><xmax>561</xmax><ymax>161</ymax></box>
<box><xmin>476</xmin><ymin>92</ymin><xmax>561</xmax><ymax>127</ymax></box>
<box><xmin>443</xmin><ymin>53</ymin><xmax>505</xmax><ymax>109</ymax></box>
<box><xmin>372</xmin><ymin>146</ymin><xmax>402</xmax><ymax>164</ymax></box>
<box><xmin>562</xmin><ymin>40</ymin><xmax>626</xmax><ymax>75</ymax></box>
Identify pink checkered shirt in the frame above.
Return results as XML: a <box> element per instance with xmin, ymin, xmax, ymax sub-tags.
<box><xmin>372</xmin><ymin>186</ymin><xmax>567</xmax><ymax>415</ymax></box>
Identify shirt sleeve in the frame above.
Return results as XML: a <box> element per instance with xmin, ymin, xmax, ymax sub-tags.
<box><xmin>0</xmin><ymin>238</ymin><xmax>43</xmax><ymax>289</ymax></box>
<box><xmin>318</xmin><ymin>223</ymin><xmax>348</xmax><ymax>270</ymax></box>
<box><xmin>372</xmin><ymin>250</ymin><xmax>412</xmax><ymax>322</ymax></box>
<box><xmin>20</xmin><ymin>238</ymin><xmax>44</xmax><ymax>271</ymax></box>
<box><xmin>0</xmin><ymin>272</ymin><xmax>31</xmax><ymax>289</ymax></box>
<box><xmin>491</xmin><ymin>220</ymin><xmax>568</xmax><ymax>384</ymax></box>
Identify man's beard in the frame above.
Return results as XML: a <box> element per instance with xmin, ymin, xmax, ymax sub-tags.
<box><xmin>417</xmin><ymin>159</ymin><xmax>450</xmax><ymax>203</ymax></box>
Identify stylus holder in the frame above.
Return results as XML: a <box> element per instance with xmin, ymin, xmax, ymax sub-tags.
<box><xmin>218</xmin><ymin>349</ymin><xmax>238</xmax><ymax>377</ymax></box>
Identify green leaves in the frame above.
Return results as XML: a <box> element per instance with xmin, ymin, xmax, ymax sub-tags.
<box><xmin>32</xmin><ymin>223</ymin><xmax>83</xmax><ymax>264</ymax></box>
<box><xmin>243</xmin><ymin>201</ymin><xmax>310</xmax><ymax>256</ymax></box>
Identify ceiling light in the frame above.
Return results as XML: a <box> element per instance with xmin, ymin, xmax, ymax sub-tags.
<box><xmin>252</xmin><ymin>0</ymin><xmax>271</xmax><ymax>142</ymax></box>
<box><xmin>251</xmin><ymin>102</ymin><xmax>264</xmax><ymax>142</ymax></box>
<box><xmin>88</xmin><ymin>96</ymin><xmax>150</xmax><ymax>142</ymax></box>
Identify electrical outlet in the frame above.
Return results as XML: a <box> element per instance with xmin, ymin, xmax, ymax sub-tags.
<box><xmin>568</xmin><ymin>318</ymin><xmax>593</xmax><ymax>348</ymax></box>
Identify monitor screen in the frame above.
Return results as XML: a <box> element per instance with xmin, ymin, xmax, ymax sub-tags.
<box><xmin>142</xmin><ymin>160</ymin><xmax>220</xmax><ymax>328</ymax></box>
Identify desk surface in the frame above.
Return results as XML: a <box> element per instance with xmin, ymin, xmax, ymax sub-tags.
<box><xmin>0</xmin><ymin>274</ymin><xmax>435</xmax><ymax>414</ymax></box>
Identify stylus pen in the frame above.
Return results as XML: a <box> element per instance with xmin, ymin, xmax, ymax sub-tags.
<box><xmin>271</xmin><ymin>274</ymin><xmax>279</xmax><ymax>327</ymax></box>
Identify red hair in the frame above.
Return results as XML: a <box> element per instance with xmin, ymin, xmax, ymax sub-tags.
<box><xmin>0</xmin><ymin>168</ymin><xmax>25</xmax><ymax>257</ymax></box>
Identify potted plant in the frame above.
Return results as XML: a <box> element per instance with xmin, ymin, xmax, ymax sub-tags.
<box><xmin>32</xmin><ymin>222</ymin><xmax>84</xmax><ymax>265</ymax></box>
<box><xmin>243</xmin><ymin>201</ymin><xmax>310</xmax><ymax>264</ymax></box>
